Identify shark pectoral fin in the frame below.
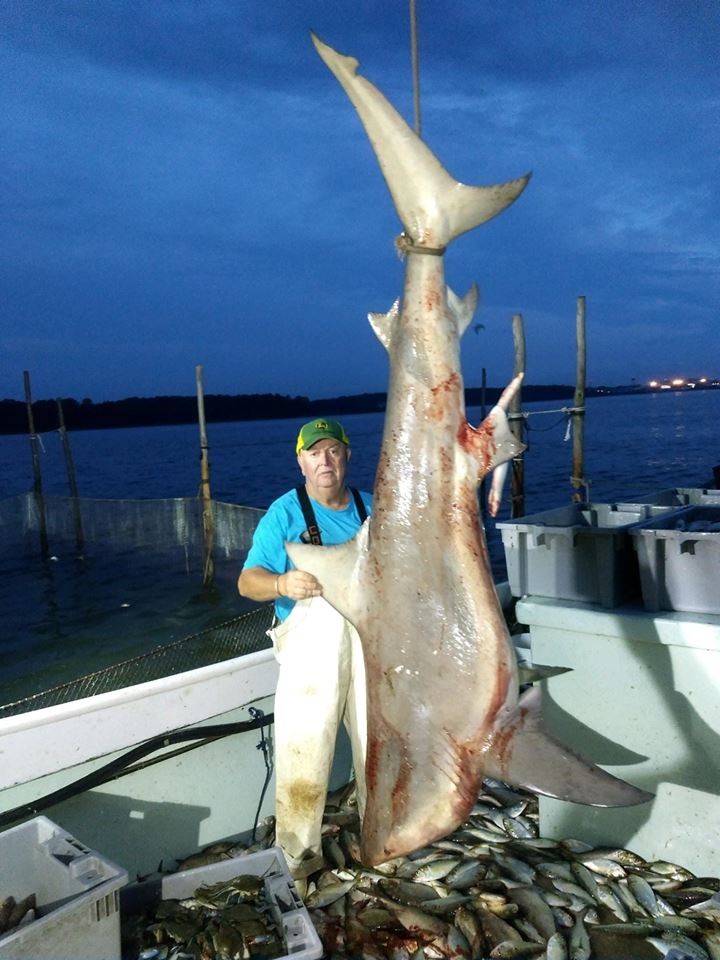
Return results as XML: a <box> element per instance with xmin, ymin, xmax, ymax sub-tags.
<box><xmin>463</xmin><ymin>397</ymin><xmax>526</xmax><ymax>483</ymax></box>
<box><xmin>483</xmin><ymin>381</ymin><xmax>527</xmax><ymax>468</ymax></box>
<box><xmin>483</xmin><ymin>686</ymin><xmax>654</xmax><ymax>807</ymax></box>
<box><xmin>285</xmin><ymin>521</ymin><xmax>369</xmax><ymax>625</ymax></box>
<box><xmin>495</xmin><ymin>373</ymin><xmax>524</xmax><ymax>413</ymax></box>
<box><xmin>447</xmin><ymin>284</ymin><xmax>479</xmax><ymax>337</ymax></box>
<box><xmin>368</xmin><ymin>300</ymin><xmax>400</xmax><ymax>351</ymax></box>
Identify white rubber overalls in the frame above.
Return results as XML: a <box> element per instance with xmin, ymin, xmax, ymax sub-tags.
<box><xmin>268</xmin><ymin>596</ymin><xmax>367</xmax><ymax>878</ymax></box>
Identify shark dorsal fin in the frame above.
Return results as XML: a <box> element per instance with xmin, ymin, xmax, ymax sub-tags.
<box><xmin>368</xmin><ymin>300</ymin><xmax>400</xmax><ymax>351</ymax></box>
<box><xmin>447</xmin><ymin>284</ymin><xmax>479</xmax><ymax>337</ymax></box>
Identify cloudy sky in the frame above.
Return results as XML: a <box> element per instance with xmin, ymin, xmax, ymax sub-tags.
<box><xmin>2</xmin><ymin>1</ymin><xmax>718</xmax><ymax>403</ymax></box>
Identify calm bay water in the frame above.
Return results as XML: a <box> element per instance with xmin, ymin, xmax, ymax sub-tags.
<box><xmin>0</xmin><ymin>389</ymin><xmax>718</xmax><ymax>701</ymax></box>
<box><xmin>2</xmin><ymin>390</ymin><xmax>717</xmax><ymax>507</ymax></box>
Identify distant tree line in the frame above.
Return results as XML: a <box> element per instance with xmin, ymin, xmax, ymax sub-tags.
<box><xmin>2</xmin><ymin>382</ymin><xmax>655</xmax><ymax>436</ymax></box>
<box><xmin>0</xmin><ymin>391</ymin><xmax>390</xmax><ymax>435</ymax></box>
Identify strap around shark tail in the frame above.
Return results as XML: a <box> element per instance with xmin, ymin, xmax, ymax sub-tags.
<box><xmin>312</xmin><ymin>33</ymin><xmax>531</xmax><ymax>249</ymax></box>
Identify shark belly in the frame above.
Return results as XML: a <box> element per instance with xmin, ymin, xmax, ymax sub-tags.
<box><xmin>284</xmin><ymin>32</ymin><xmax>654</xmax><ymax>868</ymax></box>
<box><xmin>358</xmin><ymin>255</ymin><xmax>516</xmax><ymax>862</ymax></box>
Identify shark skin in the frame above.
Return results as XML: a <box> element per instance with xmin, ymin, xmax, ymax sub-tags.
<box><xmin>287</xmin><ymin>35</ymin><xmax>653</xmax><ymax>866</ymax></box>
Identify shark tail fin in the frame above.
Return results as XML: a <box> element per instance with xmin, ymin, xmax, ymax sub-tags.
<box><xmin>448</xmin><ymin>176</ymin><xmax>531</xmax><ymax>242</ymax></box>
<box><xmin>483</xmin><ymin>685</ymin><xmax>654</xmax><ymax>807</ymax></box>
<box><xmin>312</xmin><ymin>33</ymin><xmax>530</xmax><ymax>248</ymax></box>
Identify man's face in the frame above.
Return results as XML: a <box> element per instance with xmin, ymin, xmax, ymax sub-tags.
<box><xmin>297</xmin><ymin>438</ymin><xmax>350</xmax><ymax>492</ymax></box>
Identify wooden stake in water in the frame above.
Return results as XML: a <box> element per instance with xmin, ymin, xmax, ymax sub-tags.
<box><xmin>571</xmin><ymin>296</ymin><xmax>587</xmax><ymax>503</ymax></box>
<box><xmin>56</xmin><ymin>398</ymin><xmax>85</xmax><ymax>555</ymax></box>
<box><xmin>510</xmin><ymin>314</ymin><xmax>526</xmax><ymax>518</ymax></box>
<box><xmin>479</xmin><ymin>366</ymin><xmax>488</xmax><ymax>512</ymax></box>
<box><xmin>24</xmin><ymin>370</ymin><xmax>49</xmax><ymax>556</ymax></box>
<box><xmin>196</xmin><ymin>364</ymin><xmax>214</xmax><ymax>584</ymax></box>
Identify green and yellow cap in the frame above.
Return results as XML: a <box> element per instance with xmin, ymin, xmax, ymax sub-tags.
<box><xmin>296</xmin><ymin>418</ymin><xmax>350</xmax><ymax>454</ymax></box>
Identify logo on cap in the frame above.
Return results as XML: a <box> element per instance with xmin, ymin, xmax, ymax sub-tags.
<box><xmin>296</xmin><ymin>417</ymin><xmax>349</xmax><ymax>454</ymax></box>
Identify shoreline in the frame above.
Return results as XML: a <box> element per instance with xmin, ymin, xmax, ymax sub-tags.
<box><xmin>1</xmin><ymin>382</ymin><xmax>718</xmax><ymax>436</ymax></box>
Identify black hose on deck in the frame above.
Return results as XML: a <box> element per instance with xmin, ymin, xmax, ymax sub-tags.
<box><xmin>0</xmin><ymin>713</ymin><xmax>274</xmax><ymax>829</ymax></box>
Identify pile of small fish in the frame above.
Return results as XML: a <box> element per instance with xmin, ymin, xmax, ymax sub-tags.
<box><xmin>125</xmin><ymin>872</ymin><xmax>286</xmax><ymax>960</ymax></box>
<box><xmin>297</xmin><ymin>780</ymin><xmax>720</xmax><ymax>960</ymax></box>
<box><xmin>304</xmin><ymin>780</ymin><xmax>720</xmax><ymax>960</ymax></box>
<box><xmin>126</xmin><ymin>778</ymin><xmax>720</xmax><ymax>960</ymax></box>
<box><xmin>0</xmin><ymin>893</ymin><xmax>36</xmax><ymax>937</ymax></box>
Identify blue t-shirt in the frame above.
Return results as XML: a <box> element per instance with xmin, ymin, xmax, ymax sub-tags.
<box><xmin>243</xmin><ymin>486</ymin><xmax>373</xmax><ymax>620</ymax></box>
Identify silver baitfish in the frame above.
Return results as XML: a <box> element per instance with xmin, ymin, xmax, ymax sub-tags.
<box><xmin>122</xmin><ymin>775</ymin><xmax>718</xmax><ymax>957</ymax></box>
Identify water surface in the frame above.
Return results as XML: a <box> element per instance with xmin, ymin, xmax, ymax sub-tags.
<box><xmin>1</xmin><ymin>390</ymin><xmax>717</xmax><ymax>701</ymax></box>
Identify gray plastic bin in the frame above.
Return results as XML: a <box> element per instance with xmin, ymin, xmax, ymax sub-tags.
<box><xmin>618</xmin><ymin>487</ymin><xmax>720</xmax><ymax>510</ymax></box>
<box><xmin>496</xmin><ymin>502</ymin><xmax>672</xmax><ymax>608</ymax></box>
<box><xmin>631</xmin><ymin>505</ymin><xmax>720</xmax><ymax>614</ymax></box>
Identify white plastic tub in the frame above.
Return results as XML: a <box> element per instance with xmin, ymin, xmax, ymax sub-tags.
<box><xmin>123</xmin><ymin>846</ymin><xmax>323</xmax><ymax>960</ymax></box>
<box><xmin>0</xmin><ymin>816</ymin><xmax>128</xmax><ymax>960</ymax></box>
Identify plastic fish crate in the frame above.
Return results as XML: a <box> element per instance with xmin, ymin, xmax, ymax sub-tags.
<box><xmin>631</xmin><ymin>504</ymin><xmax>720</xmax><ymax>614</ymax></box>
<box><xmin>0</xmin><ymin>815</ymin><xmax>128</xmax><ymax>960</ymax></box>
<box><xmin>617</xmin><ymin>487</ymin><xmax>720</xmax><ymax>510</ymax></box>
<box><xmin>496</xmin><ymin>502</ymin><xmax>673</xmax><ymax>608</ymax></box>
<box><xmin>130</xmin><ymin>846</ymin><xmax>322</xmax><ymax>960</ymax></box>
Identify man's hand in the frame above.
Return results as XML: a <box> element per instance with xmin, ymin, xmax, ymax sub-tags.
<box><xmin>238</xmin><ymin>565</ymin><xmax>322</xmax><ymax>602</ymax></box>
<box><xmin>279</xmin><ymin>569</ymin><xmax>323</xmax><ymax>600</ymax></box>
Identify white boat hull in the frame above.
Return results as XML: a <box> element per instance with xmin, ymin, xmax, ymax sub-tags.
<box><xmin>0</xmin><ymin>648</ymin><xmax>279</xmax><ymax>792</ymax></box>
<box><xmin>0</xmin><ymin>651</ymin><xmax>282</xmax><ymax>876</ymax></box>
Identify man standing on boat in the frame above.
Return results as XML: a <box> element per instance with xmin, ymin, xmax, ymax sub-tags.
<box><xmin>238</xmin><ymin>418</ymin><xmax>372</xmax><ymax>879</ymax></box>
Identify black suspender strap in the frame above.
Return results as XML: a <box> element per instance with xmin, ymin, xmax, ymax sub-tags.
<box><xmin>295</xmin><ymin>485</ymin><xmax>368</xmax><ymax>546</ymax></box>
<box><xmin>350</xmin><ymin>487</ymin><xmax>368</xmax><ymax>523</ymax></box>
<box><xmin>295</xmin><ymin>484</ymin><xmax>322</xmax><ymax>545</ymax></box>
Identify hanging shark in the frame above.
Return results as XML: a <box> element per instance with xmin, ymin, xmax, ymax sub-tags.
<box><xmin>287</xmin><ymin>34</ymin><xmax>652</xmax><ymax>866</ymax></box>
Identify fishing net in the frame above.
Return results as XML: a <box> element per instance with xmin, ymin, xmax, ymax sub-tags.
<box><xmin>0</xmin><ymin>603</ymin><xmax>274</xmax><ymax>720</ymax></box>
<box><xmin>1</xmin><ymin>492</ymin><xmax>264</xmax><ymax>563</ymax></box>
<box><xmin>0</xmin><ymin>492</ymin><xmax>272</xmax><ymax>715</ymax></box>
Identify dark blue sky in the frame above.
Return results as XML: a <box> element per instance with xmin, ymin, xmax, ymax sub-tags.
<box><xmin>2</xmin><ymin>1</ymin><xmax>718</xmax><ymax>402</ymax></box>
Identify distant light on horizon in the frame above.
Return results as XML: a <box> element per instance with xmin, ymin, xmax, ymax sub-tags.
<box><xmin>648</xmin><ymin>375</ymin><xmax>715</xmax><ymax>389</ymax></box>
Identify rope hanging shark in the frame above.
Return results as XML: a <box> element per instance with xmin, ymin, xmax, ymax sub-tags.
<box><xmin>287</xmin><ymin>34</ymin><xmax>652</xmax><ymax>866</ymax></box>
